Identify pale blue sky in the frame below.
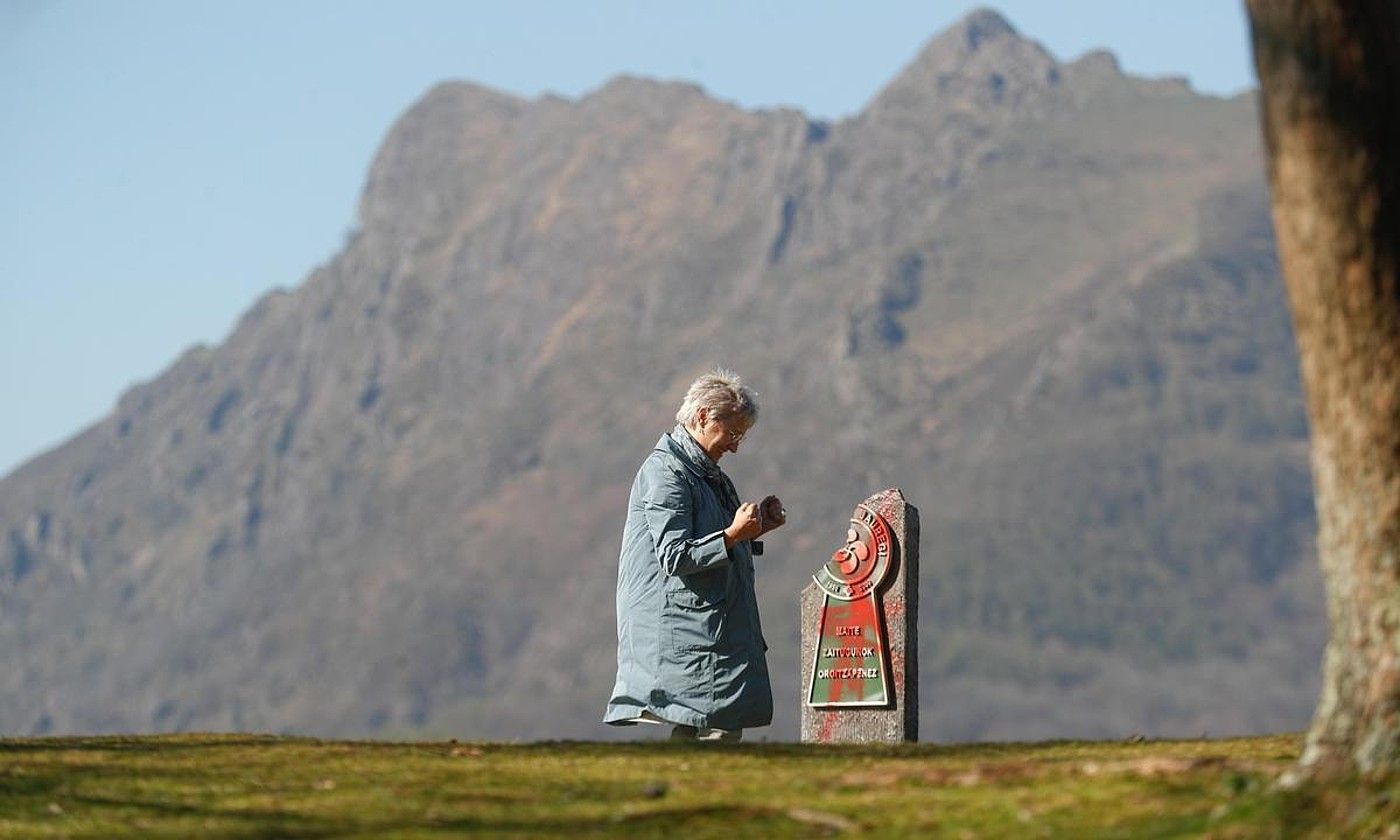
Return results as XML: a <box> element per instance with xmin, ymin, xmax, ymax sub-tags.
<box><xmin>0</xmin><ymin>1</ymin><xmax>1254</xmax><ymax>478</ymax></box>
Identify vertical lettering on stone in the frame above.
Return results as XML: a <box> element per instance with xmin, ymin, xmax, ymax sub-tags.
<box><xmin>801</xmin><ymin>488</ymin><xmax>919</xmax><ymax>743</ymax></box>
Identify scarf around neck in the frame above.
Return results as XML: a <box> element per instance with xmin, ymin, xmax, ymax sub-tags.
<box><xmin>670</xmin><ymin>423</ymin><xmax>742</xmax><ymax>514</ymax></box>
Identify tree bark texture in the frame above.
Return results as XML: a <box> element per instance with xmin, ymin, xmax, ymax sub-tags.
<box><xmin>1245</xmin><ymin>0</ymin><xmax>1400</xmax><ymax>775</ymax></box>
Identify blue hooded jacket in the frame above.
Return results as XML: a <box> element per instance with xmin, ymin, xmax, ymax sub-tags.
<box><xmin>603</xmin><ymin>425</ymin><xmax>772</xmax><ymax>730</ymax></box>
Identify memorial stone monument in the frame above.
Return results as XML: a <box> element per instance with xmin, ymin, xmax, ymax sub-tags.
<box><xmin>800</xmin><ymin>488</ymin><xmax>919</xmax><ymax>743</ymax></box>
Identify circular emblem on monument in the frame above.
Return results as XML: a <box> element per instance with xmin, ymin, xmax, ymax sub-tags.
<box><xmin>813</xmin><ymin>503</ymin><xmax>894</xmax><ymax>601</ymax></box>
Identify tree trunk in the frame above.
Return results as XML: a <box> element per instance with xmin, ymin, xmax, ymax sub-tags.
<box><xmin>1245</xmin><ymin>0</ymin><xmax>1400</xmax><ymax>777</ymax></box>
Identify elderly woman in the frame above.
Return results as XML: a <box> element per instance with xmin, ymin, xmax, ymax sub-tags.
<box><xmin>604</xmin><ymin>369</ymin><xmax>785</xmax><ymax>741</ymax></box>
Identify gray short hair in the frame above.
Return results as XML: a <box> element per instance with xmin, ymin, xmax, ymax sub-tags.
<box><xmin>675</xmin><ymin>368</ymin><xmax>760</xmax><ymax>427</ymax></box>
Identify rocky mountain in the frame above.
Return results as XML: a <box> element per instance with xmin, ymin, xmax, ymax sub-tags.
<box><xmin>0</xmin><ymin>9</ymin><xmax>1325</xmax><ymax>741</ymax></box>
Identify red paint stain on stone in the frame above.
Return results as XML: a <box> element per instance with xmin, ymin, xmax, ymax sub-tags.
<box><xmin>884</xmin><ymin>597</ymin><xmax>905</xmax><ymax>621</ymax></box>
<box><xmin>871</xmin><ymin>490</ymin><xmax>899</xmax><ymax>521</ymax></box>
<box><xmin>837</xmin><ymin>594</ymin><xmax>880</xmax><ymax>702</ymax></box>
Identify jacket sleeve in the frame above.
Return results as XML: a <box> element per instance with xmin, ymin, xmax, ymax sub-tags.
<box><xmin>639</xmin><ymin>461</ymin><xmax>731</xmax><ymax>577</ymax></box>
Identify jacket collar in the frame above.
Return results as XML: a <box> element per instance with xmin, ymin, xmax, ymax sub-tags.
<box><xmin>658</xmin><ymin>423</ymin><xmax>722</xmax><ymax>480</ymax></box>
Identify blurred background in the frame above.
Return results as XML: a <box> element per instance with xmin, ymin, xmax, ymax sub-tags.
<box><xmin>1</xmin><ymin>2</ymin><xmax>1320</xmax><ymax>743</ymax></box>
<box><xmin>1</xmin><ymin>1</ymin><xmax>1255</xmax><ymax>476</ymax></box>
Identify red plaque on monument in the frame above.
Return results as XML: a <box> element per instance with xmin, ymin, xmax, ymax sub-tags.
<box><xmin>807</xmin><ymin>503</ymin><xmax>894</xmax><ymax>707</ymax></box>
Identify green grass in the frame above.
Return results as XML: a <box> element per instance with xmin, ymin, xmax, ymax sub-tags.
<box><xmin>0</xmin><ymin>733</ymin><xmax>1393</xmax><ymax>838</ymax></box>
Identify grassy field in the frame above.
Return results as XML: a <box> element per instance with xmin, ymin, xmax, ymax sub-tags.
<box><xmin>0</xmin><ymin>733</ymin><xmax>1395</xmax><ymax>838</ymax></box>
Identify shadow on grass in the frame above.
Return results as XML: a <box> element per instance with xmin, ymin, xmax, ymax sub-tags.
<box><xmin>429</xmin><ymin>804</ymin><xmax>837</xmax><ymax>839</ymax></box>
<box><xmin>510</xmin><ymin>736</ymin><xmax>1252</xmax><ymax>762</ymax></box>
<box><xmin>0</xmin><ymin>734</ymin><xmax>298</xmax><ymax>754</ymax></box>
<box><xmin>18</xmin><ymin>784</ymin><xmax>829</xmax><ymax>839</ymax></box>
<box><xmin>3</xmin><ymin>779</ymin><xmax>345</xmax><ymax>840</ymax></box>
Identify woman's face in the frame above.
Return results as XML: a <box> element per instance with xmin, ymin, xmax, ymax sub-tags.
<box><xmin>691</xmin><ymin>409</ymin><xmax>753</xmax><ymax>462</ymax></box>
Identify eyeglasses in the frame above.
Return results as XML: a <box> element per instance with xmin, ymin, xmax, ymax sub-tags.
<box><xmin>714</xmin><ymin>420</ymin><xmax>748</xmax><ymax>444</ymax></box>
<box><xmin>702</xmin><ymin>414</ymin><xmax>751</xmax><ymax>445</ymax></box>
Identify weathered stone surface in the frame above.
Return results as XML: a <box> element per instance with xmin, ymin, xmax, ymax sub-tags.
<box><xmin>801</xmin><ymin>488</ymin><xmax>919</xmax><ymax>743</ymax></box>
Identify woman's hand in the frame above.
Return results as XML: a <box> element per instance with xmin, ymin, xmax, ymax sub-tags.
<box><xmin>724</xmin><ymin>502</ymin><xmax>764</xmax><ymax>547</ymax></box>
<box><xmin>759</xmin><ymin>495</ymin><xmax>786</xmax><ymax>534</ymax></box>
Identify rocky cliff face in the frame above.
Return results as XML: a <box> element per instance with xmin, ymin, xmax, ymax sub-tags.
<box><xmin>0</xmin><ymin>9</ymin><xmax>1323</xmax><ymax>740</ymax></box>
